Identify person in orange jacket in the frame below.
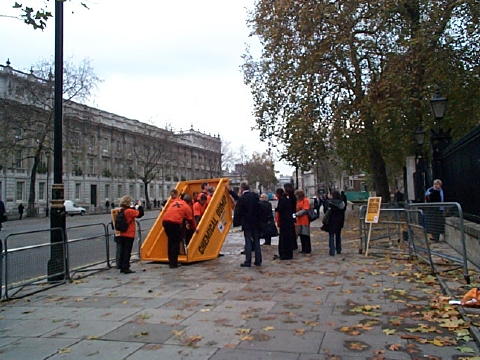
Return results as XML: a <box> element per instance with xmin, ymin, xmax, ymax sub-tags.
<box><xmin>116</xmin><ymin>195</ymin><xmax>144</xmax><ymax>274</ymax></box>
<box><xmin>295</xmin><ymin>189</ymin><xmax>311</xmax><ymax>254</ymax></box>
<box><xmin>163</xmin><ymin>189</ymin><xmax>196</xmax><ymax>268</ymax></box>
<box><xmin>193</xmin><ymin>193</ymin><xmax>208</xmax><ymax>224</ymax></box>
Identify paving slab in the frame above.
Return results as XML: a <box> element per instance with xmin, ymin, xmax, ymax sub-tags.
<box><xmin>0</xmin><ymin>318</ymin><xmax>64</xmax><ymax>337</ymax></box>
<box><xmin>236</xmin><ymin>329</ymin><xmax>324</xmax><ymax>353</ymax></box>
<box><xmin>47</xmin><ymin>339</ymin><xmax>143</xmax><ymax>360</ymax></box>
<box><xmin>42</xmin><ymin>319</ymin><xmax>124</xmax><ymax>339</ymax></box>
<box><xmin>0</xmin><ymin>337</ymin><xmax>77</xmax><ymax>360</ymax></box>
<box><xmin>126</xmin><ymin>344</ymin><xmax>218</xmax><ymax>360</ymax></box>
<box><xmin>209</xmin><ymin>348</ymin><xmax>299</xmax><ymax>360</ymax></box>
<box><xmin>102</xmin><ymin>322</ymin><xmax>183</xmax><ymax>344</ymax></box>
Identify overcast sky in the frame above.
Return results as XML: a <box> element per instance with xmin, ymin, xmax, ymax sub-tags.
<box><xmin>0</xmin><ymin>0</ymin><xmax>294</xmax><ymax>176</ymax></box>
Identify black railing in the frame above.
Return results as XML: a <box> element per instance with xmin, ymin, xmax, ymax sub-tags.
<box><xmin>441</xmin><ymin>124</ymin><xmax>480</xmax><ymax>223</ymax></box>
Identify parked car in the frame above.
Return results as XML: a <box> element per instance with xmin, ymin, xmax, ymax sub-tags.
<box><xmin>64</xmin><ymin>200</ymin><xmax>86</xmax><ymax>216</ymax></box>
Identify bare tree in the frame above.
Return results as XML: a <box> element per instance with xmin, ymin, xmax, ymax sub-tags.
<box><xmin>0</xmin><ymin>59</ymin><xmax>99</xmax><ymax>216</ymax></box>
<box><xmin>133</xmin><ymin>136</ymin><xmax>171</xmax><ymax>209</ymax></box>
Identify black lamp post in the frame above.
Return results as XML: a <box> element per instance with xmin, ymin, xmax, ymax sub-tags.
<box><xmin>413</xmin><ymin>127</ymin><xmax>426</xmax><ymax>202</ymax></box>
<box><xmin>47</xmin><ymin>0</ymin><xmax>66</xmax><ymax>281</ymax></box>
<box><xmin>429</xmin><ymin>90</ymin><xmax>450</xmax><ymax>181</ymax></box>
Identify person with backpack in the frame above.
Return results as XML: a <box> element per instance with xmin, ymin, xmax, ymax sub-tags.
<box><xmin>114</xmin><ymin>195</ymin><xmax>144</xmax><ymax>274</ymax></box>
<box><xmin>322</xmin><ymin>191</ymin><xmax>346</xmax><ymax>256</ymax></box>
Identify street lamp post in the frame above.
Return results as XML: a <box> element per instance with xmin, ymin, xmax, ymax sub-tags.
<box><xmin>429</xmin><ymin>90</ymin><xmax>450</xmax><ymax>181</ymax></box>
<box><xmin>47</xmin><ymin>0</ymin><xmax>66</xmax><ymax>282</ymax></box>
<box><xmin>414</xmin><ymin>127</ymin><xmax>426</xmax><ymax>202</ymax></box>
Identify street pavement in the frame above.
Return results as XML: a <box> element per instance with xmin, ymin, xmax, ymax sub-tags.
<box><xmin>1</xmin><ymin>219</ymin><xmax>479</xmax><ymax>360</ymax></box>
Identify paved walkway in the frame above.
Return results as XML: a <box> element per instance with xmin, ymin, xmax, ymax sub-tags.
<box><xmin>1</xmin><ymin>223</ymin><xmax>478</xmax><ymax>359</ymax></box>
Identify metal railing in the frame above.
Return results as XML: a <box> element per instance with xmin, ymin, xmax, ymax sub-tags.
<box><xmin>3</xmin><ymin>227</ymin><xmax>67</xmax><ymax>299</ymax></box>
<box><xmin>358</xmin><ymin>202</ymin><xmax>471</xmax><ymax>284</ymax></box>
<box><xmin>358</xmin><ymin>206</ymin><xmax>409</xmax><ymax>256</ymax></box>
<box><xmin>0</xmin><ymin>216</ymin><xmax>158</xmax><ymax>300</ymax></box>
<box><xmin>408</xmin><ymin>202</ymin><xmax>470</xmax><ymax>283</ymax></box>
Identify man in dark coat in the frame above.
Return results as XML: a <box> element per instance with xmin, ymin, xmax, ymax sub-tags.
<box><xmin>18</xmin><ymin>203</ymin><xmax>24</xmax><ymax>220</ymax></box>
<box><xmin>324</xmin><ymin>191</ymin><xmax>346</xmax><ymax>256</ymax></box>
<box><xmin>234</xmin><ymin>183</ymin><xmax>262</xmax><ymax>267</ymax></box>
<box><xmin>259</xmin><ymin>193</ymin><xmax>277</xmax><ymax>245</ymax></box>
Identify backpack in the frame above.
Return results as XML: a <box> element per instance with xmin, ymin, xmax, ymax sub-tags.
<box><xmin>307</xmin><ymin>208</ymin><xmax>319</xmax><ymax>222</ymax></box>
<box><xmin>115</xmin><ymin>209</ymin><xmax>129</xmax><ymax>232</ymax></box>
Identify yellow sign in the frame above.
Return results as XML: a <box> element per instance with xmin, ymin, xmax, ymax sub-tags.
<box><xmin>365</xmin><ymin>197</ymin><xmax>382</xmax><ymax>223</ymax></box>
<box><xmin>111</xmin><ymin>208</ymin><xmax>121</xmax><ymax>237</ymax></box>
<box><xmin>140</xmin><ymin>178</ymin><xmax>234</xmax><ymax>263</ymax></box>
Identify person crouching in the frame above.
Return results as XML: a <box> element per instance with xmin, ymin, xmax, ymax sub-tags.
<box><xmin>162</xmin><ymin>189</ymin><xmax>196</xmax><ymax>268</ymax></box>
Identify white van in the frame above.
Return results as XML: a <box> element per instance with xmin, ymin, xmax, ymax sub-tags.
<box><xmin>64</xmin><ymin>200</ymin><xmax>86</xmax><ymax>216</ymax></box>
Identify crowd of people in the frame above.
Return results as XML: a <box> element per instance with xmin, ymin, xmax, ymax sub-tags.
<box><xmin>233</xmin><ymin>182</ymin><xmax>348</xmax><ymax>267</ymax></box>
<box><xmin>111</xmin><ymin>178</ymin><xmax>447</xmax><ymax>272</ymax></box>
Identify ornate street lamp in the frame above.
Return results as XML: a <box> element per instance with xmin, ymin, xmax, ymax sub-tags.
<box><xmin>414</xmin><ymin>127</ymin><xmax>426</xmax><ymax>202</ymax></box>
<box><xmin>430</xmin><ymin>90</ymin><xmax>448</xmax><ymax>120</ymax></box>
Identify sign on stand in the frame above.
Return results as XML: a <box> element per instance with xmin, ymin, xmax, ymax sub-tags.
<box><xmin>364</xmin><ymin>196</ymin><xmax>382</xmax><ymax>256</ymax></box>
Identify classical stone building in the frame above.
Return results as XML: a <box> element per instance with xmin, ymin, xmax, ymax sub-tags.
<box><xmin>0</xmin><ymin>63</ymin><xmax>221</xmax><ymax>215</ymax></box>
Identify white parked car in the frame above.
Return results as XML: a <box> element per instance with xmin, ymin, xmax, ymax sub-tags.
<box><xmin>64</xmin><ymin>200</ymin><xmax>86</xmax><ymax>216</ymax></box>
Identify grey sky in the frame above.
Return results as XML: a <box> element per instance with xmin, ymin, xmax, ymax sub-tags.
<box><xmin>0</xmin><ymin>0</ymin><xmax>294</xmax><ymax>176</ymax></box>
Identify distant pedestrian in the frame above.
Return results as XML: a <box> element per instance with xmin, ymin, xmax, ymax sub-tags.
<box><xmin>0</xmin><ymin>198</ymin><xmax>6</xmax><ymax>231</ymax></box>
<box><xmin>18</xmin><ymin>203</ymin><xmax>24</xmax><ymax>220</ymax></box>
<box><xmin>162</xmin><ymin>189</ymin><xmax>196</xmax><ymax>268</ymax></box>
<box><xmin>115</xmin><ymin>196</ymin><xmax>144</xmax><ymax>274</ymax></box>
<box><xmin>105</xmin><ymin>200</ymin><xmax>110</xmax><ymax>212</ymax></box>
<box><xmin>234</xmin><ymin>183</ymin><xmax>262</xmax><ymax>267</ymax></box>
<box><xmin>424</xmin><ymin>179</ymin><xmax>445</xmax><ymax>242</ymax></box>
<box><xmin>313</xmin><ymin>196</ymin><xmax>320</xmax><ymax>215</ymax></box>
<box><xmin>322</xmin><ymin>191</ymin><xmax>346</xmax><ymax>256</ymax></box>
<box><xmin>295</xmin><ymin>189</ymin><xmax>311</xmax><ymax>254</ymax></box>
<box><xmin>274</xmin><ymin>188</ymin><xmax>295</xmax><ymax>260</ymax></box>
<box><xmin>259</xmin><ymin>193</ymin><xmax>277</xmax><ymax>246</ymax></box>
<box><xmin>111</xmin><ymin>201</ymin><xmax>115</xmax><ymax>209</ymax></box>
<box><xmin>340</xmin><ymin>191</ymin><xmax>348</xmax><ymax>206</ymax></box>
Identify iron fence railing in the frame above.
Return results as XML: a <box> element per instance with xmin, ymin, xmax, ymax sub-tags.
<box><xmin>0</xmin><ymin>216</ymin><xmax>158</xmax><ymax>300</ymax></box>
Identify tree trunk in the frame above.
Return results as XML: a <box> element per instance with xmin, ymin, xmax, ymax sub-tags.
<box><xmin>367</xmin><ymin>144</ymin><xmax>391</xmax><ymax>201</ymax></box>
<box><xmin>27</xmin><ymin>154</ymin><xmax>40</xmax><ymax>217</ymax></box>
<box><xmin>144</xmin><ymin>181</ymin><xmax>151</xmax><ymax>209</ymax></box>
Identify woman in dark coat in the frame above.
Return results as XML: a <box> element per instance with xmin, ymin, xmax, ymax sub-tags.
<box><xmin>274</xmin><ymin>188</ymin><xmax>295</xmax><ymax>260</ymax></box>
<box><xmin>324</xmin><ymin>191</ymin><xmax>346</xmax><ymax>256</ymax></box>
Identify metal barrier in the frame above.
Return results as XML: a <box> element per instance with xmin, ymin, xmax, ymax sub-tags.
<box><xmin>408</xmin><ymin>202</ymin><xmax>470</xmax><ymax>283</ymax></box>
<box><xmin>358</xmin><ymin>206</ymin><xmax>409</xmax><ymax>256</ymax></box>
<box><xmin>3</xmin><ymin>227</ymin><xmax>67</xmax><ymax>300</ymax></box>
<box><xmin>405</xmin><ymin>209</ymin><xmax>436</xmax><ymax>275</ymax></box>
<box><xmin>65</xmin><ymin>223</ymin><xmax>111</xmax><ymax>278</ymax></box>
<box><xmin>0</xmin><ymin>216</ymin><xmax>158</xmax><ymax>300</ymax></box>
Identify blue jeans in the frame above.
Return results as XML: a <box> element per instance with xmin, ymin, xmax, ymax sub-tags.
<box><xmin>328</xmin><ymin>230</ymin><xmax>342</xmax><ymax>255</ymax></box>
<box><xmin>244</xmin><ymin>228</ymin><xmax>262</xmax><ymax>265</ymax></box>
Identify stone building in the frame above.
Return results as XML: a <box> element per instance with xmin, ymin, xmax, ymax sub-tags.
<box><xmin>0</xmin><ymin>62</ymin><xmax>221</xmax><ymax>215</ymax></box>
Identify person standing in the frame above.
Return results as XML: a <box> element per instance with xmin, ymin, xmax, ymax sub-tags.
<box><xmin>324</xmin><ymin>191</ymin><xmax>346</xmax><ymax>256</ymax></box>
<box><xmin>259</xmin><ymin>193</ymin><xmax>277</xmax><ymax>246</ymax></box>
<box><xmin>275</xmin><ymin>188</ymin><xmax>295</xmax><ymax>260</ymax></box>
<box><xmin>115</xmin><ymin>196</ymin><xmax>144</xmax><ymax>274</ymax></box>
<box><xmin>0</xmin><ymin>198</ymin><xmax>6</xmax><ymax>231</ymax></box>
<box><xmin>162</xmin><ymin>189</ymin><xmax>196</xmax><ymax>268</ymax></box>
<box><xmin>295</xmin><ymin>189</ymin><xmax>311</xmax><ymax>254</ymax></box>
<box><xmin>17</xmin><ymin>203</ymin><xmax>24</xmax><ymax>220</ymax></box>
<box><xmin>234</xmin><ymin>183</ymin><xmax>262</xmax><ymax>267</ymax></box>
<box><xmin>424</xmin><ymin>179</ymin><xmax>445</xmax><ymax>242</ymax></box>
<box><xmin>283</xmin><ymin>183</ymin><xmax>298</xmax><ymax>250</ymax></box>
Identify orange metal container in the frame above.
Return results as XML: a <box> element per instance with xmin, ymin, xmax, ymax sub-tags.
<box><xmin>140</xmin><ymin>178</ymin><xmax>234</xmax><ymax>263</ymax></box>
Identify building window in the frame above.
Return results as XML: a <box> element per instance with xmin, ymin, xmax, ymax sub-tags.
<box><xmin>39</xmin><ymin>182</ymin><xmax>46</xmax><ymax>200</ymax></box>
<box><xmin>117</xmin><ymin>184</ymin><xmax>123</xmax><ymax>198</ymax></box>
<box><xmin>88</xmin><ymin>158</ymin><xmax>95</xmax><ymax>176</ymax></box>
<box><xmin>105</xmin><ymin>184</ymin><xmax>110</xmax><ymax>199</ymax></box>
<box><xmin>129</xmin><ymin>184</ymin><xmax>135</xmax><ymax>198</ymax></box>
<box><xmin>75</xmin><ymin>183</ymin><xmax>81</xmax><ymax>199</ymax></box>
<box><xmin>14</xmin><ymin>150</ymin><xmax>23</xmax><ymax>168</ymax></box>
<box><xmin>16</xmin><ymin>182</ymin><xmax>24</xmax><ymax>201</ymax></box>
